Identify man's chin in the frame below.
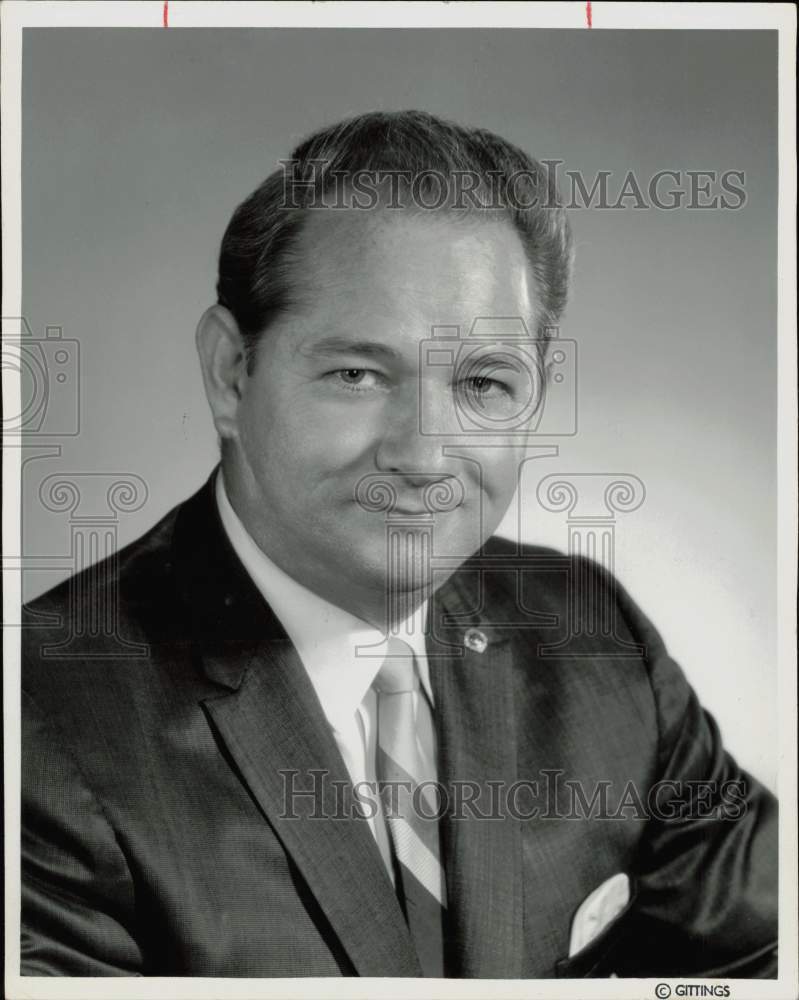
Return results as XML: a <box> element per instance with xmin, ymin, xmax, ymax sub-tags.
<box><xmin>350</xmin><ymin>561</ymin><xmax>433</xmax><ymax>597</ymax></box>
<box><xmin>348</xmin><ymin>537</ymin><xmax>477</xmax><ymax>597</ymax></box>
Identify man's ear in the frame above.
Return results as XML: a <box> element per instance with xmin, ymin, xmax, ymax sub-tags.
<box><xmin>195</xmin><ymin>304</ymin><xmax>249</xmax><ymax>441</ymax></box>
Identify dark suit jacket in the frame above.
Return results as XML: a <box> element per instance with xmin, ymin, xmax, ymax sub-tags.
<box><xmin>21</xmin><ymin>473</ymin><xmax>778</xmax><ymax>977</ymax></box>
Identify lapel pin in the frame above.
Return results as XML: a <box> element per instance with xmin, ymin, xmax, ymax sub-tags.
<box><xmin>464</xmin><ymin>627</ymin><xmax>487</xmax><ymax>654</ymax></box>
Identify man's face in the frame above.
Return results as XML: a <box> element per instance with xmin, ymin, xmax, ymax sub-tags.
<box><xmin>223</xmin><ymin>209</ymin><xmax>539</xmax><ymax>621</ymax></box>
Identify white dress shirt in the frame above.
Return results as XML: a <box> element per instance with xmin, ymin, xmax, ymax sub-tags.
<box><xmin>215</xmin><ymin>472</ymin><xmax>435</xmax><ymax>877</ymax></box>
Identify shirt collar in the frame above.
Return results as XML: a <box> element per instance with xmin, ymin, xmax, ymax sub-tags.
<box><xmin>214</xmin><ymin>471</ymin><xmax>433</xmax><ymax>732</ymax></box>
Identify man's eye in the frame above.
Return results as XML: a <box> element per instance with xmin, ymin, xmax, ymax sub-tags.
<box><xmin>330</xmin><ymin>369</ymin><xmax>384</xmax><ymax>392</ymax></box>
<box><xmin>462</xmin><ymin>376</ymin><xmax>509</xmax><ymax>398</ymax></box>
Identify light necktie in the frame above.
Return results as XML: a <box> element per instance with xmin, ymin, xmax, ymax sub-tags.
<box><xmin>373</xmin><ymin>638</ymin><xmax>447</xmax><ymax>977</ymax></box>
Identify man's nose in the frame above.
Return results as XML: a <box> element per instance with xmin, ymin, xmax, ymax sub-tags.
<box><xmin>374</xmin><ymin>380</ymin><xmax>457</xmax><ymax>481</ymax></box>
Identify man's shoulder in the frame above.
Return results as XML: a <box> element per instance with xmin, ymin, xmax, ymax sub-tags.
<box><xmin>471</xmin><ymin>533</ymin><xmax>598</xmax><ymax>568</ymax></box>
<box><xmin>19</xmin><ymin>479</ymin><xmax>222</xmax><ymax>753</ymax></box>
<box><xmin>453</xmin><ymin>535</ymin><xmax>657</xmax><ymax>667</ymax></box>
<box><xmin>464</xmin><ymin>534</ymin><xmax>570</xmax><ymax>573</ymax></box>
<box><xmin>20</xmin><ymin>478</ymin><xmax>215</xmax><ymax>685</ymax></box>
<box><xmin>479</xmin><ymin>535</ymin><xmax>563</xmax><ymax>559</ymax></box>
<box><xmin>24</xmin><ymin>497</ymin><xmax>182</xmax><ymax>628</ymax></box>
<box><xmin>460</xmin><ymin>535</ymin><xmax>613</xmax><ymax>610</ymax></box>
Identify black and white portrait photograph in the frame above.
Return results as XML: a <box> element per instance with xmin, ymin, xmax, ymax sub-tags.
<box><xmin>2</xmin><ymin>3</ymin><xmax>796</xmax><ymax>998</ymax></box>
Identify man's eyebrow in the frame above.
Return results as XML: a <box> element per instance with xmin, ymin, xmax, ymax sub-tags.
<box><xmin>469</xmin><ymin>356</ymin><xmax>527</xmax><ymax>372</ymax></box>
<box><xmin>298</xmin><ymin>338</ymin><xmax>403</xmax><ymax>360</ymax></box>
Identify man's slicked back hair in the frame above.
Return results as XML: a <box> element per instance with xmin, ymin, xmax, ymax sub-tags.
<box><xmin>217</xmin><ymin>110</ymin><xmax>573</xmax><ymax>363</ymax></box>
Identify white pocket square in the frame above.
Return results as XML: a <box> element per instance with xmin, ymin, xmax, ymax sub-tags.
<box><xmin>568</xmin><ymin>872</ymin><xmax>630</xmax><ymax>957</ymax></box>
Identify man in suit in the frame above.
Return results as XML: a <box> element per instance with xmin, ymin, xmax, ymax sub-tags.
<box><xmin>21</xmin><ymin>110</ymin><xmax>777</xmax><ymax>978</ymax></box>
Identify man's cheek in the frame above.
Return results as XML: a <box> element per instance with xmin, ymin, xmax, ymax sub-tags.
<box><xmin>296</xmin><ymin>410</ymin><xmax>376</xmax><ymax>461</ymax></box>
<box><xmin>334</xmin><ymin>419</ymin><xmax>382</xmax><ymax>457</ymax></box>
<box><xmin>478</xmin><ymin>458</ymin><xmax>521</xmax><ymax>502</ymax></box>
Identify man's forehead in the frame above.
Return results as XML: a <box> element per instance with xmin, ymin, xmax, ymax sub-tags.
<box><xmin>289</xmin><ymin>206</ymin><xmax>536</xmax><ymax>329</ymax></box>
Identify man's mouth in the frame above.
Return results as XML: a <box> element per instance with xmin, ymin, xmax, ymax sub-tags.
<box><xmin>353</xmin><ymin>474</ymin><xmax>466</xmax><ymax>516</ymax></box>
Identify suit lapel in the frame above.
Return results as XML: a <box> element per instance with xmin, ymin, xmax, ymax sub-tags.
<box><xmin>428</xmin><ymin>577</ymin><xmax>524</xmax><ymax>979</ymax></box>
<box><xmin>173</xmin><ymin>475</ymin><xmax>421</xmax><ymax>977</ymax></box>
<box><xmin>201</xmin><ymin>638</ymin><xmax>421</xmax><ymax>977</ymax></box>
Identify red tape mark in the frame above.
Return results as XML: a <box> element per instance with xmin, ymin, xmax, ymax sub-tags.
<box><xmin>163</xmin><ymin>0</ymin><xmax>168</xmax><ymax>27</ymax></box>
<box><xmin>586</xmin><ymin>1</ymin><xmax>592</xmax><ymax>27</ymax></box>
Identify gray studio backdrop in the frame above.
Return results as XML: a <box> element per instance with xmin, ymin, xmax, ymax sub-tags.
<box><xmin>20</xmin><ymin>29</ymin><xmax>777</xmax><ymax>788</ymax></box>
